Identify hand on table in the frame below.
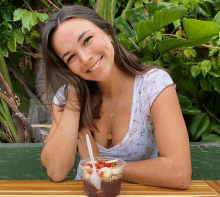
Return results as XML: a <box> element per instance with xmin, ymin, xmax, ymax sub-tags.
<box><xmin>78</xmin><ymin>128</ymin><xmax>101</xmax><ymax>160</ymax></box>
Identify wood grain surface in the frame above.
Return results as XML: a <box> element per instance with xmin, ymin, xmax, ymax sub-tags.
<box><xmin>0</xmin><ymin>180</ymin><xmax>219</xmax><ymax>196</ymax></box>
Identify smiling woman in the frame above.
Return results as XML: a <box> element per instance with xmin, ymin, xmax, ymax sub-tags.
<box><xmin>40</xmin><ymin>5</ymin><xmax>191</xmax><ymax>190</ymax></box>
<box><xmin>51</xmin><ymin>18</ymin><xmax>114</xmax><ymax>81</ymax></box>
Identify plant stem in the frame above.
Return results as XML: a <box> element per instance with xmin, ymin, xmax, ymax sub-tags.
<box><xmin>197</xmin><ymin>94</ymin><xmax>220</xmax><ymax>123</ymax></box>
<box><xmin>105</xmin><ymin>0</ymin><xmax>111</xmax><ymax>24</ymax></box>
<box><xmin>122</xmin><ymin>0</ymin><xmax>135</xmax><ymax>20</ymax></box>
<box><xmin>162</xmin><ymin>34</ymin><xmax>220</xmax><ymax>50</ymax></box>
<box><xmin>47</xmin><ymin>0</ymin><xmax>60</xmax><ymax>11</ymax></box>
<box><xmin>111</xmin><ymin>0</ymin><xmax>117</xmax><ymax>20</ymax></box>
<box><xmin>16</xmin><ymin>51</ymin><xmax>43</xmax><ymax>59</ymax></box>
<box><xmin>23</xmin><ymin>0</ymin><xmax>34</xmax><ymax>12</ymax></box>
<box><xmin>0</xmin><ymin>98</ymin><xmax>19</xmax><ymax>143</ymax></box>
<box><xmin>39</xmin><ymin>0</ymin><xmax>50</xmax><ymax>10</ymax></box>
<box><xmin>99</xmin><ymin>0</ymin><xmax>105</xmax><ymax>19</ymax></box>
<box><xmin>57</xmin><ymin>0</ymin><xmax>64</xmax><ymax>7</ymax></box>
<box><xmin>0</xmin><ymin>49</ymin><xmax>13</xmax><ymax>90</ymax></box>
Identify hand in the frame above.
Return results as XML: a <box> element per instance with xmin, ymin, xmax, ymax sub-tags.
<box><xmin>66</xmin><ymin>85</ymin><xmax>81</xmax><ymax>111</ymax></box>
<box><xmin>77</xmin><ymin>128</ymin><xmax>101</xmax><ymax>160</ymax></box>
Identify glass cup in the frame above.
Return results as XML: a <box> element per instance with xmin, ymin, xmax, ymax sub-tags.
<box><xmin>79</xmin><ymin>157</ymin><xmax>125</xmax><ymax>197</ymax></box>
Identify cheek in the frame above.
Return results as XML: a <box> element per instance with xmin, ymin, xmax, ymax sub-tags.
<box><xmin>67</xmin><ymin>63</ymin><xmax>79</xmax><ymax>74</ymax></box>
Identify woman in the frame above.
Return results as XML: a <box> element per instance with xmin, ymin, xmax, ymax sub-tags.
<box><xmin>41</xmin><ymin>5</ymin><xmax>191</xmax><ymax>189</ymax></box>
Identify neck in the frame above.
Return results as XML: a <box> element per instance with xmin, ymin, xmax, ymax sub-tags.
<box><xmin>97</xmin><ymin>68</ymin><xmax>127</xmax><ymax>100</ymax></box>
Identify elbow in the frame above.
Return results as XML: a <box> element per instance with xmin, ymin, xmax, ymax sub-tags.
<box><xmin>46</xmin><ymin>166</ymin><xmax>67</xmax><ymax>183</ymax></box>
<box><xmin>173</xmin><ymin>169</ymin><xmax>192</xmax><ymax>190</ymax></box>
<box><xmin>41</xmin><ymin>154</ymin><xmax>69</xmax><ymax>183</ymax></box>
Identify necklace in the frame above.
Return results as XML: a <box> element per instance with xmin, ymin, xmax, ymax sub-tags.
<box><xmin>102</xmin><ymin>74</ymin><xmax>126</xmax><ymax>145</ymax></box>
<box><xmin>103</xmin><ymin>112</ymin><xmax>113</xmax><ymax>148</ymax></box>
<box><xmin>102</xmin><ymin>74</ymin><xmax>125</xmax><ymax>119</ymax></box>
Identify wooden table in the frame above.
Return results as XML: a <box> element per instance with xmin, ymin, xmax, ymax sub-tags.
<box><xmin>0</xmin><ymin>180</ymin><xmax>219</xmax><ymax>196</ymax></box>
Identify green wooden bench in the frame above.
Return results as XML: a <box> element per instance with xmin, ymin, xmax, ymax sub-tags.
<box><xmin>0</xmin><ymin>142</ymin><xmax>219</xmax><ymax>180</ymax></box>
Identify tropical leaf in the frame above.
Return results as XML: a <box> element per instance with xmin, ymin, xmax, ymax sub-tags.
<box><xmin>35</xmin><ymin>12</ymin><xmax>48</xmax><ymax>23</ymax></box>
<box><xmin>211</xmin><ymin>77</ymin><xmax>220</xmax><ymax>93</ymax></box>
<box><xmin>191</xmin><ymin>64</ymin><xmax>201</xmax><ymax>78</ymax></box>
<box><xmin>21</xmin><ymin>12</ymin><xmax>38</xmax><ymax>31</ymax></box>
<box><xmin>188</xmin><ymin>113</ymin><xmax>210</xmax><ymax>141</ymax></box>
<box><xmin>14</xmin><ymin>29</ymin><xmax>24</xmax><ymax>44</ymax></box>
<box><xmin>213</xmin><ymin>124</ymin><xmax>220</xmax><ymax>135</ymax></box>
<box><xmin>202</xmin><ymin>134</ymin><xmax>220</xmax><ymax>142</ymax></box>
<box><xmin>125</xmin><ymin>6</ymin><xmax>148</xmax><ymax>30</ymax></box>
<box><xmin>200</xmin><ymin>76</ymin><xmax>212</xmax><ymax>91</ymax></box>
<box><xmin>2</xmin><ymin>21</ymin><xmax>12</xmax><ymax>30</ymax></box>
<box><xmin>208</xmin><ymin>67</ymin><xmax>220</xmax><ymax>77</ymax></box>
<box><xmin>158</xmin><ymin>39</ymin><xmax>193</xmax><ymax>54</ymax></box>
<box><xmin>1</xmin><ymin>47</ymin><xmax>8</xmax><ymax>57</ymax></box>
<box><xmin>13</xmin><ymin>9</ymin><xmax>27</xmax><ymax>21</ymax></box>
<box><xmin>136</xmin><ymin>6</ymin><xmax>187</xmax><ymax>42</ymax></box>
<box><xmin>178</xmin><ymin>94</ymin><xmax>201</xmax><ymax>115</ymax></box>
<box><xmin>114</xmin><ymin>16</ymin><xmax>136</xmax><ymax>38</ymax></box>
<box><xmin>183</xmin><ymin>19</ymin><xmax>219</xmax><ymax>44</ymax></box>
<box><xmin>201</xmin><ymin>60</ymin><xmax>212</xmax><ymax>77</ymax></box>
<box><xmin>213</xmin><ymin>11</ymin><xmax>220</xmax><ymax>25</ymax></box>
<box><xmin>211</xmin><ymin>57</ymin><xmax>219</xmax><ymax>70</ymax></box>
<box><xmin>144</xmin><ymin>2</ymin><xmax>177</xmax><ymax>20</ymax></box>
<box><xmin>158</xmin><ymin>19</ymin><xmax>219</xmax><ymax>54</ymax></box>
<box><xmin>7</xmin><ymin>35</ymin><xmax>16</xmax><ymax>52</ymax></box>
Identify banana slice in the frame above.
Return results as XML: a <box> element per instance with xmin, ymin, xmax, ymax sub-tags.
<box><xmin>99</xmin><ymin>167</ymin><xmax>112</xmax><ymax>178</ymax></box>
<box><xmin>105</xmin><ymin>159</ymin><xmax>118</xmax><ymax>163</ymax></box>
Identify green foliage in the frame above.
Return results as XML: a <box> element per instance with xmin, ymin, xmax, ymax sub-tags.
<box><xmin>0</xmin><ymin>3</ymin><xmax>49</xmax><ymax>55</ymax></box>
<box><xmin>114</xmin><ymin>0</ymin><xmax>220</xmax><ymax>142</ymax></box>
<box><xmin>136</xmin><ymin>6</ymin><xmax>187</xmax><ymax>42</ymax></box>
<box><xmin>0</xmin><ymin>98</ymin><xmax>19</xmax><ymax>143</ymax></box>
<box><xmin>0</xmin><ymin>0</ymin><xmax>219</xmax><ymax>143</ymax></box>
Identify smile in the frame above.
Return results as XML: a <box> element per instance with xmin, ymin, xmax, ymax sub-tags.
<box><xmin>88</xmin><ymin>56</ymin><xmax>103</xmax><ymax>72</ymax></box>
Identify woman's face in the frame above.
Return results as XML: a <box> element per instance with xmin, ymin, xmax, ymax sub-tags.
<box><xmin>51</xmin><ymin>18</ymin><xmax>115</xmax><ymax>81</ymax></box>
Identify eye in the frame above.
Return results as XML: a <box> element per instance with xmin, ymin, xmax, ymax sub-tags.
<box><xmin>84</xmin><ymin>36</ymin><xmax>93</xmax><ymax>45</ymax></box>
<box><xmin>67</xmin><ymin>54</ymin><xmax>75</xmax><ymax>63</ymax></box>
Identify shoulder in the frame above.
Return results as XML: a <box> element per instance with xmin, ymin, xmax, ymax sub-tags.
<box><xmin>139</xmin><ymin>68</ymin><xmax>176</xmax><ymax>108</ymax></box>
<box><xmin>53</xmin><ymin>85</ymin><xmax>67</xmax><ymax>106</ymax></box>
<box><xmin>142</xmin><ymin>68</ymin><xmax>172</xmax><ymax>82</ymax></box>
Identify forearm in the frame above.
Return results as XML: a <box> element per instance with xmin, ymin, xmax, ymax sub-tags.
<box><xmin>41</xmin><ymin>108</ymin><xmax>80</xmax><ymax>181</ymax></box>
<box><xmin>122</xmin><ymin>157</ymin><xmax>191</xmax><ymax>189</ymax></box>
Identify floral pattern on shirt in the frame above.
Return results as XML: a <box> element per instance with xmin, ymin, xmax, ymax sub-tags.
<box><xmin>53</xmin><ymin>69</ymin><xmax>176</xmax><ymax>180</ymax></box>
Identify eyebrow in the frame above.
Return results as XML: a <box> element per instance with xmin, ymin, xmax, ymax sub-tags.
<box><xmin>61</xmin><ymin>30</ymin><xmax>91</xmax><ymax>61</ymax></box>
<box><xmin>78</xmin><ymin>30</ymin><xmax>90</xmax><ymax>43</ymax></box>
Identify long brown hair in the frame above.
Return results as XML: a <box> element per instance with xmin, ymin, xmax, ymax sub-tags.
<box><xmin>41</xmin><ymin>5</ymin><xmax>163</xmax><ymax>131</ymax></box>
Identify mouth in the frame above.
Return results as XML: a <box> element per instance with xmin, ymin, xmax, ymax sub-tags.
<box><xmin>86</xmin><ymin>56</ymin><xmax>103</xmax><ymax>73</ymax></box>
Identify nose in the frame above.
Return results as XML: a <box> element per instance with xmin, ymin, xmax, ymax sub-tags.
<box><xmin>78</xmin><ymin>49</ymin><xmax>92</xmax><ymax>65</ymax></box>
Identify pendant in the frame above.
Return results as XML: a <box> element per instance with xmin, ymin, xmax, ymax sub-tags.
<box><xmin>109</xmin><ymin>112</ymin><xmax>114</xmax><ymax>119</ymax></box>
<box><xmin>107</xmin><ymin>133</ymin><xmax>112</xmax><ymax>140</ymax></box>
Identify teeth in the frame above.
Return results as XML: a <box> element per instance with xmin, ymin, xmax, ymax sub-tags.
<box><xmin>89</xmin><ymin>57</ymin><xmax>102</xmax><ymax>72</ymax></box>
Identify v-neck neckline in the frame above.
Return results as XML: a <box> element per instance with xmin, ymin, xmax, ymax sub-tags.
<box><xmin>96</xmin><ymin>75</ymin><xmax>138</xmax><ymax>151</ymax></box>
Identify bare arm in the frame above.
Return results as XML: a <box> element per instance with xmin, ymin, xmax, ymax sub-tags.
<box><xmin>41</xmin><ymin>88</ymin><xmax>80</xmax><ymax>182</ymax></box>
<box><xmin>122</xmin><ymin>85</ymin><xmax>192</xmax><ymax>189</ymax></box>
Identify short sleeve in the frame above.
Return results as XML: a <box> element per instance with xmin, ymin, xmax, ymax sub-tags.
<box><xmin>53</xmin><ymin>85</ymin><xmax>66</xmax><ymax>106</ymax></box>
<box><xmin>142</xmin><ymin>69</ymin><xmax>176</xmax><ymax>109</ymax></box>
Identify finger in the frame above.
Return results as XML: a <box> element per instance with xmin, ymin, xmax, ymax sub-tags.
<box><xmin>78</xmin><ymin>139</ymin><xmax>89</xmax><ymax>160</ymax></box>
<box><xmin>87</xmin><ymin>130</ymin><xmax>97</xmax><ymax>146</ymax></box>
<box><xmin>81</xmin><ymin>127</ymin><xmax>90</xmax><ymax>136</ymax></box>
<box><xmin>78</xmin><ymin>131</ymin><xmax>86</xmax><ymax>147</ymax></box>
<box><xmin>81</xmin><ymin>128</ymin><xmax>94</xmax><ymax>144</ymax></box>
<box><xmin>77</xmin><ymin>139</ymin><xmax>82</xmax><ymax>148</ymax></box>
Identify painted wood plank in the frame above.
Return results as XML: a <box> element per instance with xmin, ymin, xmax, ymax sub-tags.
<box><xmin>190</xmin><ymin>143</ymin><xmax>220</xmax><ymax>180</ymax></box>
<box><xmin>0</xmin><ymin>143</ymin><xmax>219</xmax><ymax>180</ymax></box>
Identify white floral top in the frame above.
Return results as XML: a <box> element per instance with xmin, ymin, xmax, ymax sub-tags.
<box><xmin>53</xmin><ymin>69</ymin><xmax>176</xmax><ymax>180</ymax></box>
